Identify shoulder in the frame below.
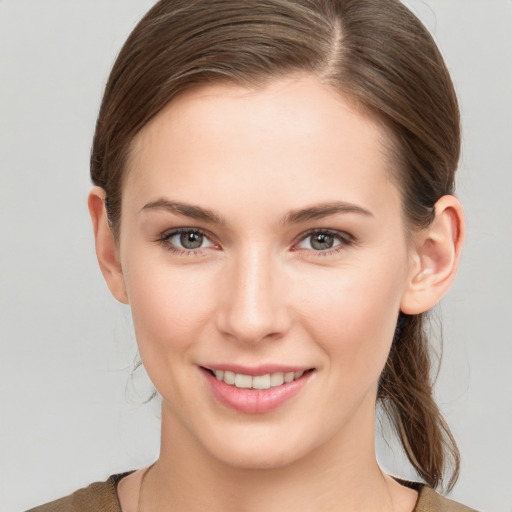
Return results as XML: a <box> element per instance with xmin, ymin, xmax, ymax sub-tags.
<box><xmin>26</xmin><ymin>473</ymin><xmax>129</xmax><ymax>512</ymax></box>
<box><xmin>415</xmin><ymin>485</ymin><xmax>478</xmax><ymax>512</ymax></box>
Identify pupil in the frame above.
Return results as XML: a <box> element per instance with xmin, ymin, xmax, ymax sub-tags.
<box><xmin>312</xmin><ymin>233</ymin><xmax>333</xmax><ymax>250</ymax></box>
<box><xmin>180</xmin><ymin>232</ymin><xmax>203</xmax><ymax>249</ymax></box>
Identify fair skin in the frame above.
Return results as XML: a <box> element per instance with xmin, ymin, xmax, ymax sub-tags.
<box><xmin>89</xmin><ymin>76</ymin><xmax>464</xmax><ymax>512</ymax></box>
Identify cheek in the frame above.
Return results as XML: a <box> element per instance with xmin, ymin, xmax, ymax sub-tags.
<box><xmin>123</xmin><ymin>259</ymin><xmax>221</xmax><ymax>408</ymax></box>
<box><xmin>125</xmin><ymin>259</ymin><xmax>217</xmax><ymax>355</ymax></box>
<box><xmin>294</xmin><ymin>258</ymin><xmax>406</xmax><ymax>373</ymax></box>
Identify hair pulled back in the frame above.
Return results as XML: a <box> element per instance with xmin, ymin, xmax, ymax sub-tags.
<box><xmin>91</xmin><ymin>0</ymin><xmax>461</xmax><ymax>490</ymax></box>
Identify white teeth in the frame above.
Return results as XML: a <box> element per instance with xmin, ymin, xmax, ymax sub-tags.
<box><xmin>212</xmin><ymin>369</ymin><xmax>308</xmax><ymax>389</ymax></box>
<box><xmin>270</xmin><ymin>372</ymin><xmax>284</xmax><ymax>387</ymax></box>
<box><xmin>224</xmin><ymin>370</ymin><xmax>235</xmax><ymax>385</ymax></box>
<box><xmin>252</xmin><ymin>374</ymin><xmax>271</xmax><ymax>390</ymax></box>
<box><xmin>284</xmin><ymin>371</ymin><xmax>295</xmax><ymax>383</ymax></box>
<box><xmin>234</xmin><ymin>373</ymin><xmax>252</xmax><ymax>389</ymax></box>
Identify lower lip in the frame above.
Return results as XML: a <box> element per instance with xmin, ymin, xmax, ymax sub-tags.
<box><xmin>202</xmin><ymin>368</ymin><xmax>313</xmax><ymax>414</ymax></box>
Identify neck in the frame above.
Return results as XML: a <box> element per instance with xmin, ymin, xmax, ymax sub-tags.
<box><xmin>143</xmin><ymin>401</ymin><xmax>400</xmax><ymax>512</ymax></box>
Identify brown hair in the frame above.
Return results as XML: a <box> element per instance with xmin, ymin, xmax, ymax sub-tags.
<box><xmin>91</xmin><ymin>0</ymin><xmax>460</xmax><ymax>490</ymax></box>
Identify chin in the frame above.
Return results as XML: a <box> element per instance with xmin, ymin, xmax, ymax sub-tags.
<box><xmin>196</xmin><ymin>421</ymin><xmax>318</xmax><ymax>471</ymax></box>
<box><xmin>212</xmin><ymin>444</ymin><xmax>304</xmax><ymax>471</ymax></box>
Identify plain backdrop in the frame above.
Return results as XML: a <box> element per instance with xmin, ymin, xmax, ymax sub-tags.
<box><xmin>1</xmin><ymin>1</ymin><xmax>511</xmax><ymax>511</ymax></box>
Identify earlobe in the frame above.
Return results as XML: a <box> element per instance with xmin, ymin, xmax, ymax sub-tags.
<box><xmin>401</xmin><ymin>195</ymin><xmax>465</xmax><ymax>315</ymax></box>
<box><xmin>88</xmin><ymin>187</ymin><xmax>129</xmax><ymax>304</ymax></box>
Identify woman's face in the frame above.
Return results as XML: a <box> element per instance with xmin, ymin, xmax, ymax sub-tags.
<box><xmin>117</xmin><ymin>76</ymin><xmax>417</xmax><ymax>468</ymax></box>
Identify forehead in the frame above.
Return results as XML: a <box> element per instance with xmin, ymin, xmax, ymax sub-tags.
<box><xmin>125</xmin><ymin>75</ymin><xmax>400</xmax><ymax>220</ymax></box>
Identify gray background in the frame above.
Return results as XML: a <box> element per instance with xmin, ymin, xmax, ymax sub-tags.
<box><xmin>1</xmin><ymin>1</ymin><xmax>510</xmax><ymax>511</ymax></box>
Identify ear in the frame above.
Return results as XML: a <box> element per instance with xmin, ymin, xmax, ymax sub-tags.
<box><xmin>400</xmin><ymin>195</ymin><xmax>465</xmax><ymax>315</ymax></box>
<box><xmin>88</xmin><ymin>187</ymin><xmax>129</xmax><ymax>304</ymax></box>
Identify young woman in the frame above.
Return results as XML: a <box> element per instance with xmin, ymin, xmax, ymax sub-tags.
<box><xmin>30</xmin><ymin>0</ymin><xmax>476</xmax><ymax>510</ymax></box>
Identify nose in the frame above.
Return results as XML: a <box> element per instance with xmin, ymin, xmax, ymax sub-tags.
<box><xmin>215</xmin><ymin>248</ymin><xmax>291</xmax><ymax>344</ymax></box>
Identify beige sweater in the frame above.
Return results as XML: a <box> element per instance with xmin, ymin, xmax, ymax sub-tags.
<box><xmin>27</xmin><ymin>473</ymin><xmax>477</xmax><ymax>512</ymax></box>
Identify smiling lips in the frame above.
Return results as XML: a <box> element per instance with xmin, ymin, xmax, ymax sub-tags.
<box><xmin>212</xmin><ymin>369</ymin><xmax>306</xmax><ymax>390</ymax></box>
<box><xmin>202</xmin><ymin>366</ymin><xmax>313</xmax><ymax>414</ymax></box>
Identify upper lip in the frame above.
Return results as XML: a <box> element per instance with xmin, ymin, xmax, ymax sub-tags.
<box><xmin>201</xmin><ymin>364</ymin><xmax>313</xmax><ymax>376</ymax></box>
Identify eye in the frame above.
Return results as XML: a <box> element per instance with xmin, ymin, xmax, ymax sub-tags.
<box><xmin>174</xmin><ymin>231</ymin><xmax>207</xmax><ymax>250</ymax></box>
<box><xmin>295</xmin><ymin>229</ymin><xmax>353</xmax><ymax>253</ymax></box>
<box><xmin>159</xmin><ymin>228</ymin><xmax>216</xmax><ymax>253</ymax></box>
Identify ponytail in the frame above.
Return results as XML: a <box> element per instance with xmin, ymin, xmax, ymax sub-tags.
<box><xmin>378</xmin><ymin>313</ymin><xmax>460</xmax><ymax>490</ymax></box>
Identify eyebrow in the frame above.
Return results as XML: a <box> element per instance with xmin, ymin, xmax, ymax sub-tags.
<box><xmin>141</xmin><ymin>199</ymin><xmax>226</xmax><ymax>224</ymax></box>
<box><xmin>280</xmin><ymin>201</ymin><xmax>373</xmax><ymax>224</ymax></box>
<box><xmin>141</xmin><ymin>199</ymin><xmax>373</xmax><ymax>225</ymax></box>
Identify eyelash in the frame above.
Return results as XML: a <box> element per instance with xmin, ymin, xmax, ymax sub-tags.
<box><xmin>157</xmin><ymin>227</ymin><xmax>217</xmax><ymax>257</ymax></box>
<box><xmin>294</xmin><ymin>229</ymin><xmax>355</xmax><ymax>257</ymax></box>
<box><xmin>156</xmin><ymin>228</ymin><xmax>355</xmax><ymax>257</ymax></box>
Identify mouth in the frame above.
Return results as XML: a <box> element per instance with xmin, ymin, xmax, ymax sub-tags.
<box><xmin>204</xmin><ymin>368</ymin><xmax>312</xmax><ymax>390</ymax></box>
<box><xmin>200</xmin><ymin>366</ymin><xmax>315</xmax><ymax>414</ymax></box>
